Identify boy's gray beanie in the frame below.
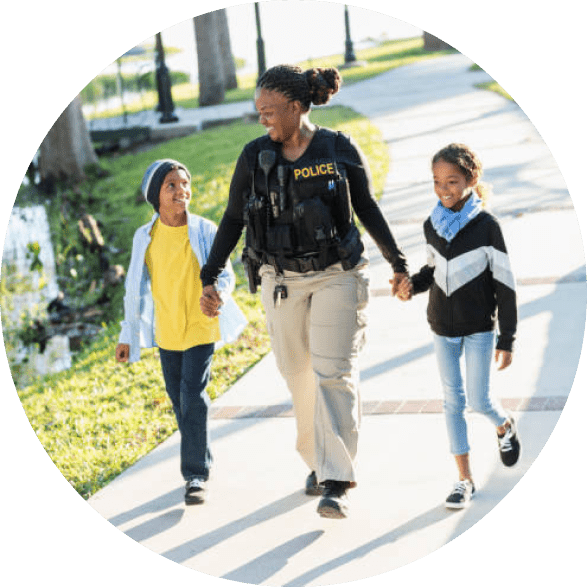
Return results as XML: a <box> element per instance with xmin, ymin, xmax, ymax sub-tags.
<box><xmin>141</xmin><ymin>159</ymin><xmax>190</xmax><ymax>212</ymax></box>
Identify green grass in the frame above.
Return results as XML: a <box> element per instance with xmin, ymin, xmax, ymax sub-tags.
<box><xmin>15</xmin><ymin>105</ymin><xmax>389</xmax><ymax>499</ymax></box>
<box><xmin>477</xmin><ymin>81</ymin><xmax>513</xmax><ymax>101</ymax></box>
<box><xmin>470</xmin><ymin>63</ymin><xmax>514</xmax><ymax>101</ymax></box>
<box><xmin>87</xmin><ymin>36</ymin><xmax>455</xmax><ymax>120</ymax></box>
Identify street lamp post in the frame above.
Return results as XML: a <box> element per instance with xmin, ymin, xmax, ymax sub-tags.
<box><xmin>155</xmin><ymin>33</ymin><xmax>179</xmax><ymax>123</ymax></box>
<box><xmin>343</xmin><ymin>5</ymin><xmax>357</xmax><ymax>65</ymax></box>
<box><xmin>255</xmin><ymin>2</ymin><xmax>266</xmax><ymax>81</ymax></box>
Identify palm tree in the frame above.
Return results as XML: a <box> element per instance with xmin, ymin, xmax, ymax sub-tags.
<box><xmin>423</xmin><ymin>32</ymin><xmax>453</xmax><ymax>51</ymax></box>
<box><xmin>217</xmin><ymin>9</ymin><xmax>238</xmax><ymax>90</ymax></box>
<box><xmin>38</xmin><ymin>95</ymin><xmax>100</xmax><ymax>191</ymax></box>
<box><xmin>194</xmin><ymin>10</ymin><xmax>225</xmax><ymax>106</ymax></box>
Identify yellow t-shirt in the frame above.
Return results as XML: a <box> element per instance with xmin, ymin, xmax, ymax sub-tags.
<box><xmin>145</xmin><ymin>219</ymin><xmax>220</xmax><ymax>350</ymax></box>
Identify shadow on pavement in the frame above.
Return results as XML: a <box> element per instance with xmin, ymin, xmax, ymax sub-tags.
<box><xmin>223</xmin><ymin>531</ymin><xmax>324</xmax><ymax>584</ymax></box>
<box><xmin>125</xmin><ymin>508</ymin><xmax>185</xmax><ymax>542</ymax></box>
<box><xmin>282</xmin><ymin>505</ymin><xmax>456</xmax><ymax>587</ymax></box>
<box><xmin>108</xmin><ymin>486</ymin><xmax>184</xmax><ymax>527</ymax></box>
<box><xmin>386</xmin><ymin>102</ymin><xmax>517</xmax><ymax>147</ymax></box>
<box><xmin>361</xmin><ymin>343</ymin><xmax>434</xmax><ymax>381</ymax></box>
<box><xmin>161</xmin><ymin>490</ymin><xmax>311</xmax><ymax>564</ymax></box>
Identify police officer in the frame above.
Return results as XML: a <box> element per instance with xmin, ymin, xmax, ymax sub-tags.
<box><xmin>200</xmin><ymin>64</ymin><xmax>408</xmax><ymax>519</ymax></box>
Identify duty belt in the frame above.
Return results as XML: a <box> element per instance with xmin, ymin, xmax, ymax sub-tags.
<box><xmin>265</xmin><ymin>247</ymin><xmax>341</xmax><ymax>274</ymax></box>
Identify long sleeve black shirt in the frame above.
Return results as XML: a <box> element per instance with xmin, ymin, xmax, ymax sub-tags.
<box><xmin>410</xmin><ymin>211</ymin><xmax>517</xmax><ymax>351</ymax></box>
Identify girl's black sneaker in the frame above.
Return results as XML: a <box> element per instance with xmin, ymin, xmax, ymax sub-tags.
<box><xmin>498</xmin><ymin>416</ymin><xmax>521</xmax><ymax>467</ymax></box>
<box><xmin>445</xmin><ymin>480</ymin><xmax>475</xmax><ymax>509</ymax></box>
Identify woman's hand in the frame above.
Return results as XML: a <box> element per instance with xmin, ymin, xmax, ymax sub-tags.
<box><xmin>495</xmin><ymin>349</ymin><xmax>513</xmax><ymax>370</ymax></box>
<box><xmin>389</xmin><ymin>272</ymin><xmax>409</xmax><ymax>296</ymax></box>
<box><xmin>391</xmin><ymin>273</ymin><xmax>413</xmax><ymax>301</ymax></box>
<box><xmin>115</xmin><ymin>343</ymin><xmax>130</xmax><ymax>363</ymax></box>
<box><xmin>200</xmin><ymin>285</ymin><xmax>223</xmax><ymax>318</ymax></box>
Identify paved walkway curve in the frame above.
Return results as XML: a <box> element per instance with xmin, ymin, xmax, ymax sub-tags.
<box><xmin>89</xmin><ymin>54</ymin><xmax>587</xmax><ymax>586</ymax></box>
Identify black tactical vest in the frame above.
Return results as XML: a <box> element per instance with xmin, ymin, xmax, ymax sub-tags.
<box><xmin>242</xmin><ymin>129</ymin><xmax>363</xmax><ymax>277</ymax></box>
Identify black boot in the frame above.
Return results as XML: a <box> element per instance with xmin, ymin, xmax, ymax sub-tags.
<box><xmin>305</xmin><ymin>471</ymin><xmax>323</xmax><ymax>496</ymax></box>
<box><xmin>317</xmin><ymin>480</ymin><xmax>351</xmax><ymax>518</ymax></box>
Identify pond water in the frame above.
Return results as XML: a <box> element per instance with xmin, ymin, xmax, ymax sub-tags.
<box><xmin>2</xmin><ymin>205</ymin><xmax>72</xmax><ymax>379</ymax></box>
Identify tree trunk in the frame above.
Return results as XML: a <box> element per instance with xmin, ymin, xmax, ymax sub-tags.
<box><xmin>217</xmin><ymin>9</ymin><xmax>238</xmax><ymax>90</ymax></box>
<box><xmin>194</xmin><ymin>11</ymin><xmax>225</xmax><ymax>106</ymax></box>
<box><xmin>423</xmin><ymin>32</ymin><xmax>453</xmax><ymax>52</ymax></box>
<box><xmin>38</xmin><ymin>95</ymin><xmax>99</xmax><ymax>188</ymax></box>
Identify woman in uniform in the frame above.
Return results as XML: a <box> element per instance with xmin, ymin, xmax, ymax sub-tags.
<box><xmin>200</xmin><ymin>64</ymin><xmax>408</xmax><ymax>518</ymax></box>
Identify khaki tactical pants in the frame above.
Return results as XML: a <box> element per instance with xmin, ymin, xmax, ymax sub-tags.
<box><xmin>260</xmin><ymin>259</ymin><xmax>369</xmax><ymax>484</ymax></box>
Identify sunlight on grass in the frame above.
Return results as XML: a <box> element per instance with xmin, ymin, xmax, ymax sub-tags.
<box><xmin>477</xmin><ymin>81</ymin><xmax>513</xmax><ymax>101</ymax></box>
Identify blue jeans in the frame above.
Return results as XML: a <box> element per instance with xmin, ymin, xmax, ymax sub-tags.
<box><xmin>433</xmin><ymin>331</ymin><xmax>507</xmax><ymax>455</ymax></box>
<box><xmin>159</xmin><ymin>343</ymin><xmax>214</xmax><ymax>481</ymax></box>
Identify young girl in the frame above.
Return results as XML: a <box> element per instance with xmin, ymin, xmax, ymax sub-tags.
<box><xmin>398</xmin><ymin>143</ymin><xmax>521</xmax><ymax>508</ymax></box>
<box><xmin>115</xmin><ymin>159</ymin><xmax>247</xmax><ymax>505</ymax></box>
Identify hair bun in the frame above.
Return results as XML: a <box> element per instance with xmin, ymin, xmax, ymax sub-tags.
<box><xmin>305</xmin><ymin>67</ymin><xmax>342</xmax><ymax>106</ymax></box>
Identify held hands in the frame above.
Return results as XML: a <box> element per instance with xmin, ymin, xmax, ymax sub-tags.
<box><xmin>390</xmin><ymin>273</ymin><xmax>413</xmax><ymax>301</ymax></box>
<box><xmin>115</xmin><ymin>343</ymin><xmax>130</xmax><ymax>363</ymax></box>
<box><xmin>200</xmin><ymin>285</ymin><xmax>223</xmax><ymax>318</ymax></box>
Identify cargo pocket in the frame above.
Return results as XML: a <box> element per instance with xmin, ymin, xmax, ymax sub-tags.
<box><xmin>260</xmin><ymin>265</ymin><xmax>276</xmax><ymax>337</ymax></box>
<box><xmin>354</xmin><ymin>266</ymin><xmax>370</xmax><ymax>351</ymax></box>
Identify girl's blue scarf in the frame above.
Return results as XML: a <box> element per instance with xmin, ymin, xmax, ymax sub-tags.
<box><xmin>430</xmin><ymin>192</ymin><xmax>483</xmax><ymax>242</ymax></box>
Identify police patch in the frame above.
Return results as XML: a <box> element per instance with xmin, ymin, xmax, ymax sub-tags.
<box><xmin>293</xmin><ymin>162</ymin><xmax>336</xmax><ymax>181</ymax></box>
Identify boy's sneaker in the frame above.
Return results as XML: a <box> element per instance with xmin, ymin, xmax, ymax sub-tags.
<box><xmin>305</xmin><ymin>471</ymin><xmax>323</xmax><ymax>496</ymax></box>
<box><xmin>498</xmin><ymin>416</ymin><xmax>521</xmax><ymax>467</ymax></box>
<box><xmin>185</xmin><ymin>478</ymin><xmax>206</xmax><ymax>505</ymax></box>
<box><xmin>317</xmin><ymin>480</ymin><xmax>351</xmax><ymax>519</ymax></box>
<box><xmin>445</xmin><ymin>480</ymin><xmax>475</xmax><ymax>509</ymax></box>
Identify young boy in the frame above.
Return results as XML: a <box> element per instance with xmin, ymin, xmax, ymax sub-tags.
<box><xmin>115</xmin><ymin>159</ymin><xmax>247</xmax><ymax>505</ymax></box>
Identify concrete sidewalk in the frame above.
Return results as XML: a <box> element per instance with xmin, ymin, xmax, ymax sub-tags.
<box><xmin>89</xmin><ymin>54</ymin><xmax>586</xmax><ymax>585</ymax></box>
<box><xmin>87</xmin><ymin>94</ymin><xmax>256</xmax><ymax>141</ymax></box>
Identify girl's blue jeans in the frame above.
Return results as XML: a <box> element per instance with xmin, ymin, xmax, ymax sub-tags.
<box><xmin>159</xmin><ymin>343</ymin><xmax>214</xmax><ymax>481</ymax></box>
<box><xmin>432</xmin><ymin>331</ymin><xmax>508</xmax><ymax>456</ymax></box>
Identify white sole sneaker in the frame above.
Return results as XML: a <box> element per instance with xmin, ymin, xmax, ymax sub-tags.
<box><xmin>445</xmin><ymin>480</ymin><xmax>475</xmax><ymax>509</ymax></box>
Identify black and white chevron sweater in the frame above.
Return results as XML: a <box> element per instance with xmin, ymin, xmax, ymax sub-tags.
<box><xmin>410</xmin><ymin>210</ymin><xmax>517</xmax><ymax>352</ymax></box>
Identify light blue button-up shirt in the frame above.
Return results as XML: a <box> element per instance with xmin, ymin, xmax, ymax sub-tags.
<box><xmin>118</xmin><ymin>213</ymin><xmax>247</xmax><ymax>363</ymax></box>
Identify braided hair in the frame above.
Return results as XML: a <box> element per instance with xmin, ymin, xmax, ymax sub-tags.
<box><xmin>257</xmin><ymin>64</ymin><xmax>342</xmax><ymax>111</ymax></box>
<box><xmin>432</xmin><ymin>143</ymin><xmax>491</xmax><ymax>205</ymax></box>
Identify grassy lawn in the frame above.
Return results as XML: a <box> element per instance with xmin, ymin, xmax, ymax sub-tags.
<box><xmin>470</xmin><ymin>64</ymin><xmax>514</xmax><ymax>101</ymax></box>
<box><xmin>87</xmin><ymin>36</ymin><xmax>455</xmax><ymax>120</ymax></box>
<box><xmin>14</xmin><ymin>105</ymin><xmax>389</xmax><ymax>499</ymax></box>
